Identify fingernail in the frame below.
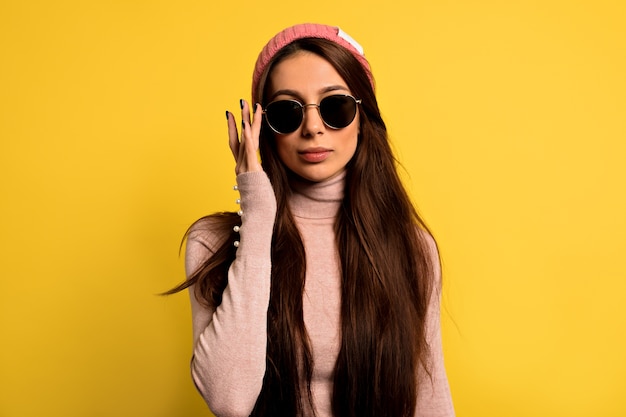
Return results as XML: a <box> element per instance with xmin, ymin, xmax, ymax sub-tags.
<box><xmin>225</xmin><ymin>110</ymin><xmax>229</xmax><ymax>120</ymax></box>
<box><xmin>239</xmin><ymin>99</ymin><xmax>244</xmax><ymax>109</ymax></box>
<box><xmin>253</xmin><ymin>103</ymin><xmax>259</xmax><ymax>114</ymax></box>
<box><xmin>241</xmin><ymin>120</ymin><xmax>245</xmax><ymax>128</ymax></box>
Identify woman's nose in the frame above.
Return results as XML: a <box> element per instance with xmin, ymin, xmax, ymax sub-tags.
<box><xmin>300</xmin><ymin>104</ymin><xmax>325</xmax><ymax>137</ymax></box>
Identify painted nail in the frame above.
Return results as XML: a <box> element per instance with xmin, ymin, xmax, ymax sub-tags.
<box><xmin>239</xmin><ymin>99</ymin><xmax>244</xmax><ymax>109</ymax></box>
<box><xmin>253</xmin><ymin>103</ymin><xmax>259</xmax><ymax>114</ymax></box>
<box><xmin>225</xmin><ymin>110</ymin><xmax>229</xmax><ymax>120</ymax></box>
<box><xmin>241</xmin><ymin>120</ymin><xmax>245</xmax><ymax>128</ymax></box>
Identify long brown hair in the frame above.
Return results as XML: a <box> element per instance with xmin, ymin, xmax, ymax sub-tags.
<box><xmin>171</xmin><ymin>38</ymin><xmax>438</xmax><ymax>417</ymax></box>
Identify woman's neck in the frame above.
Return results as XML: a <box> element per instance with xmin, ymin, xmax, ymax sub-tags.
<box><xmin>287</xmin><ymin>171</ymin><xmax>345</xmax><ymax>219</ymax></box>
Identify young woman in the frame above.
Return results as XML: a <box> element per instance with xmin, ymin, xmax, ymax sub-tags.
<box><xmin>172</xmin><ymin>23</ymin><xmax>455</xmax><ymax>417</ymax></box>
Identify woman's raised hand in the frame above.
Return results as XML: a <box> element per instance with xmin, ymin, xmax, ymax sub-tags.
<box><xmin>228</xmin><ymin>100</ymin><xmax>263</xmax><ymax>174</ymax></box>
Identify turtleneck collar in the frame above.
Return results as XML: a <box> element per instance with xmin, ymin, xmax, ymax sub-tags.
<box><xmin>288</xmin><ymin>171</ymin><xmax>345</xmax><ymax>219</ymax></box>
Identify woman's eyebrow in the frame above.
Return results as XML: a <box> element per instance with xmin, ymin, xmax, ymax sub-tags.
<box><xmin>269</xmin><ymin>85</ymin><xmax>350</xmax><ymax>101</ymax></box>
<box><xmin>269</xmin><ymin>89</ymin><xmax>301</xmax><ymax>101</ymax></box>
<box><xmin>319</xmin><ymin>85</ymin><xmax>350</xmax><ymax>94</ymax></box>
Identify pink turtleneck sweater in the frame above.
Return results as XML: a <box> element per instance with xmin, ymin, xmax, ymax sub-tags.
<box><xmin>185</xmin><ymin>171</ymin><xmax>454</xmax><ymax>417</ymax></box>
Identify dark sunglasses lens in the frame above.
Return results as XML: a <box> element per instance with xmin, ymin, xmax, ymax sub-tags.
<box><xmin>265</xmin><ymin>100</ymin><xmax>303</xmax><ymax>134</ymax></box>
<box><xmin>319</xmin><ymin>95</ymin><xmax>357</xmax><ymax>129</ymax></box>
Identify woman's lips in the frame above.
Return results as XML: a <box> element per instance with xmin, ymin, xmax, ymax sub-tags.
<box><xmin>299</xmin><ymin>148</ymin><xmax>332</xmax><ymax>163</ymax></box>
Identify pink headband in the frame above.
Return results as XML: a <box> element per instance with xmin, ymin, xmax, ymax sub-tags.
<box><xmin>251</xmin><ymin>23</ymin><xmax>374</xmax><ymax>104</ymax></box>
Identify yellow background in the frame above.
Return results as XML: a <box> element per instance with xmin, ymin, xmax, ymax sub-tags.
<box><xmin>1</xmin><ymin>0</ymin><xmax>625</xmax><ymax>416</ymax></box>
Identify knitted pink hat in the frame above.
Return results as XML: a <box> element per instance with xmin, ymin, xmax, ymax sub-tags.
<box><xmin>251</xmin><ymin>23</ymin><xmax>373</xmax><ymax>104</ymax></box>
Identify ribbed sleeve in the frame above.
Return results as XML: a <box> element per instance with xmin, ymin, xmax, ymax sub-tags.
<box><xmin>415</xmin><ymin>231</ymin><xmax>455</xmax><ymax>416</ymax></box>
<box><xmin>186</xmin><ymin>171</ymin><xmax>276</xmax><ymax>417</ymax></box>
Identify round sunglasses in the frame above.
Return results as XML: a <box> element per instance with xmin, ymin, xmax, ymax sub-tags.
<box><xmin>263</xmin><ymin>94</ymin><xmax>362</xmax><ymax>135</ymax></box>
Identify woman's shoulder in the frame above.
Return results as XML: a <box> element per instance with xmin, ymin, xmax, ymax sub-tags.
<box><xmin>412</xmin><ymin>226</ymin><xmax>439</xmax><ymax>257</ymax></box>
<box><xmin>186</xmin><ymin>212</ymin><xmax>240</xmax><ymax>255</ymax></box>
<box><xmin>413</xmin><ymin>226</ymin><xmax>442</xmax><ymax>288</ymax></box>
